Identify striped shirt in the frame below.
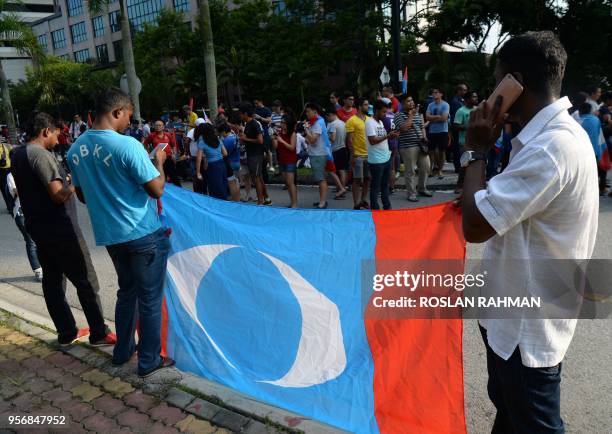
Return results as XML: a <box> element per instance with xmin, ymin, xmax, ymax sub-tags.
<box><xmin>394</xmin><ymin>111</ymin><xmax>423</xmax><ymax>148</ymax></box>
<box><xmin>271</xmin><ymin>112</ymin><xmax>283</xmax><ymax>130</ymax></box>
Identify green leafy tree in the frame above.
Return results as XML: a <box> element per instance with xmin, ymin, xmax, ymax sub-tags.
<box><xmin>10</xmin><ymin>57</ymin><xmax>115</xmax><ymax>119</ymax></box>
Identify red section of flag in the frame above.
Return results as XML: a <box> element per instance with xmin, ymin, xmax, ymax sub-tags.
<box><xmin>87</xmin><ymin>112</ymin><xmax>93</xmax><ymax>128</ymax></box>
<box><xmin>161</xmin><ymin>297</ymin><xmax>168</xmax><ymax>358</ymax></box>
<box><xmin>368</xmin><ymin>203</ymin><xmax>467</xmax><ymax>433</ymax></box>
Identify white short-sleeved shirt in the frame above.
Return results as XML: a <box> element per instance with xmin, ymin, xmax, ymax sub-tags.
<box><xmin>6</xmin><ymin>172</ymin><xmax>20</xmax><ymax>218</ymax></box>
<box><xmin>328</xmin><ymin>119</ymin><xmax>346</xmax><ymax>152</ymax></box>
<box><xmin>475</xmin><ymin>97</ymin><xmax>599</xmax><ymax>368</ymax></box>
<box><xmin>365</xmin><ymin>118</ymin><xmax>391</xmax><ymax>164</ymax></box>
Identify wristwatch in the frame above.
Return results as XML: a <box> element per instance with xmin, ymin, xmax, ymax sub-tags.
<box><xmin>460</xmin><ymin>150</ymin><xmax>486</xmax><ymax>168</ymax></box>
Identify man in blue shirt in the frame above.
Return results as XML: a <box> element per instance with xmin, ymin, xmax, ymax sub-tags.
<box><xmin>68</xmin><ymin>88</ymin><xmax>174</xmax><ymax>378</ymax></box>
<box><xmin>578</xmin><ymin>101</ymin><xmax>606</xmax><ymax>193</ymax></box>
<box><xmin>426</xmin><ymin>88</ymin><xmax>450</xmax><ymax>178</ymax></box>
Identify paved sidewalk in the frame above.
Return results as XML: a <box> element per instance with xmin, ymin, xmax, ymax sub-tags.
<box><xmin>0</xmin><ymin>315</ymin><xmax>282</xmax><ymax>434</ymax></box>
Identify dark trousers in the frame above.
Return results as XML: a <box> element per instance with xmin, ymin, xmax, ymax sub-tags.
<box><xmin>0</xmin><ymin>167</ymin><xmax>12</xmax><ymax>213</ymax></box>
<box><xmin>106</xmin><ymin>228</ymin><xmax>170</xmax><ymax>375</ymax></box>
<box><xmin>480</xmin><ymin>325</ymin><xmax>564</xmax><ymax>434</ymax></box>
<box><xmin>36</xmin><ymin>236</ymin><xmax>108</xmax><ymax>343</ymax></box>
<box><xmin>14</xmin><ymin>214</ymin><xmax>40</xmax><ymax>271</ymax></box>
<box><xmin>163</xmin><ymin>158</ymin><xmax>182</xmax><ymax>187</ymax></box>
<box><xmin>369</xmin><ymin>159</ymin><xmax>391</xmax><ymax>210</ymax></box>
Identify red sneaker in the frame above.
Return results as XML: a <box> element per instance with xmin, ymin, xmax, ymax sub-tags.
<box><xmin>58</xmin><ymin>328</ymin><xmax>90</xmax><ymax>347</ymax></box>
<box><xmin>90</xmin><ymin>332</ymin><xmax>117</xmax><ymax>347</ymax></box>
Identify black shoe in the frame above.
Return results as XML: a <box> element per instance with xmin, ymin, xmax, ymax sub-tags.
<box><xmin>138</xmin><ymin>356</ymin><xmax>175</xmax><ymax>378</ymax></box>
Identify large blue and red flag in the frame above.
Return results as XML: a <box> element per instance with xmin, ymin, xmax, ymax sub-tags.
<box><xmin>160</xmin><ymin>186</ymin><xmax>466</xmax><ymax>433</ymax></box>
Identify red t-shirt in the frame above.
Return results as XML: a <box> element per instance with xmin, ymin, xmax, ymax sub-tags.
<box><xmin>391</xmin><ymin>96</ymin><xmax>400</xmax><ymax>113</ymax></box>
<box><xmin>276</xmin><ymin>133</ymin><xmax>297</xmax><ymax>165</ymax></box>
<box><xmin>336</xmin><ymin>107</ymin><xmax>357</xmax><ymax>122</ymax></box>
<box><xmin>144</xmin><ymin>132</ymin><xmax>176</xmax><ymax>156</ymax></box>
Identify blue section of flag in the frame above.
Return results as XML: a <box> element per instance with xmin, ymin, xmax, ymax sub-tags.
<box><xmin>161</xmin><ymin>186</ymin><xmax>380</xmax><ymax>433</ymax></box>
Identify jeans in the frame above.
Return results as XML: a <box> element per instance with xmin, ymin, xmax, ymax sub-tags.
<box><xmin>369</xmin><ymin>159</ymin><xmax>391</xmax><ymax>210</ymax></box>
<box><xmin>14</xmin><ymin>214</ymin><xmax>40</xmax><ymax>270</ymax></box>
<box><xmin>480</xmin><ymin>325</ymin><xmax>564</xmax><ymax>434</ymax></box>
<box><xmin>0</xmin><ymin>167</ymin><xmax>12</xmax><ymax>213</ymax></box>
<box><xmin>36</xmin><ymin>236</ymin><xmax>109</xmax><ymax>343</ymax></box>
<box><xmin>106</xmin><ymin>228</ymin><xmax>170</xmax><ymax>375</ymax></box>
<box><xmin>399</xmin><ymin>147</ymin><xmax>430</xmax><ymax>196</ymax></box>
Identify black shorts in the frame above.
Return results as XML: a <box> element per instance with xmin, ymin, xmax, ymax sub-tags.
<box><xmin>428</xmin><ymin>132</ymin><xmax>449</xmax><ymax>151</ymax></box>
<box><xmin>332</xmin><ymin>148</ymin><xmax>349</xmax><ymax>171</ymax></box>
<box><xmin>247</xmin><ymin>155</ymin><xmax>264</xmax><ymax>177</ymax></box>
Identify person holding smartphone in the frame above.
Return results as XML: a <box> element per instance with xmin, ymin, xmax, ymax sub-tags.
<box><xmin>143</xmin><ymin>120</ymin><xmax>181</xmax><ymax>186</ymax></box>
<box><xmin>461</xmin><ymin>32</ymin><xmax>598</xmax><ymax>433</ymax></box>
<box><xmin>68</xmin><ymin>88</ymin><xmax>173</xmax><ymax>378</ymax></box>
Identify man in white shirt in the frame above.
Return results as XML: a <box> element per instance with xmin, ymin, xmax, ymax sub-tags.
<box><xmin>69</xmin><ymin>114</ymin><xmax>86</xmax><ymax>141</ymax></box>
<box><xmin>461</xmin><ymin>31</ymin><xmax>598</xmax><ymax>433</ymax></box>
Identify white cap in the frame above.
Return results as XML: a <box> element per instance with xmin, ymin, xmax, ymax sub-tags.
<box><xmin>195</xmin><ymin>118</ymin><xmax>206</xmax><ymax>126</ymax></box>
<box><xmin>380</xmin><ymin>97</ymin><xmax>392</xmax><ymax>105</ymax></box>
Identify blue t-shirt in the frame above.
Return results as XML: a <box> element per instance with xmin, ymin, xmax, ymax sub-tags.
<box><xmin>67</xmin><ymin>130</ymin><xmax>161</xmax><ymax>246</ymax></box>
<box><xmin>222</xmin><ymin>134</ymin><xmax>240</xmax><ymax>165</ymax></box>
<box><xmin>426</xmin><ymin>100</ymin><xmax>450</xmax><ymax>133</ymax></box>
<box><xmin>579</xmin><ymin>114</ymin><xmax>604</xmax><ymax>160</ymax></box>
<box><xmin>197</xmin><ymin>137</ymin><xmax>223</xmax><ymax>162</ymax></box>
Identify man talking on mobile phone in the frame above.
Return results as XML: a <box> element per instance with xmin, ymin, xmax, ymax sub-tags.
<box><xmin>461</xmin><ymin>32</ymin><xmax>598</xmax><ymax>433</ymax></box>
<box><xmin>68</xmin><ymin>88</ymin><xmax>174</xmax><ymax>378</ymax></box>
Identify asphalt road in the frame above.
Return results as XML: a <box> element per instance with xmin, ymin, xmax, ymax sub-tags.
<box><xmin>1</xmin><ymin>182</ymin><xmax>610</xmax><ymax>433</ymax></box>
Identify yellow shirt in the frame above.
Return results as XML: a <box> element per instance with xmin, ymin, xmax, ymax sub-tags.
<box><xmin>345</xmin><ymin>115</ymin><xmax>368</xmax><ymax>157</ymax></box>
<box><xmin>186</xmin><ymin>112</ymin><xmax>198</xmax><ymax>132</ymax></box>
<box><xmin>0</xmin><ymin>143</ymin><xmax>11</xmax><ymax>169</ymax></box>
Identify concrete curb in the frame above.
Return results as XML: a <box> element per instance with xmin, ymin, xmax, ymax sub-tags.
<box><xmin>0</xmin><ymin>303</ymin><xmax>347</xmax><ymax>434</ymax></box>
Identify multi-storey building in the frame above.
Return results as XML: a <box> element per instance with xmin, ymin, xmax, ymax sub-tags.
<box><xmin>1</xmin><ymin>0</ymin><xmax>56</xmax><ymax>82</ymax></box>
<box><xmin>30</xmin><ymin>0</ymin><xmax>199</xmax><ymax>66</ymax></box>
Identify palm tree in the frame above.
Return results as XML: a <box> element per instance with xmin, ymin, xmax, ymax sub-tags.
<box><xmin>197</xmin><ymin>0</ymin><xmax>218</xmax><ymax>120</ymax></box>
<box><xmin>0</xmin><ymin>0</ymin><xmax>42</xmax><ymax>143</ymax></box>
<box><xmin>89</xmin><ymin>0</ymin><xmax>141</xmax><ymax>121</ymax></box>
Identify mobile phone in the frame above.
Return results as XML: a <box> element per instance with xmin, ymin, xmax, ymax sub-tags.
<box><xmin>486</xmin><ymin>73</ymin><xmax>524</xmax><ymax>122</ymax></box>
<box><xmin>149</xmin><ymin>143</ymin><xmax>168</xmax><ymax>159</ymax></box>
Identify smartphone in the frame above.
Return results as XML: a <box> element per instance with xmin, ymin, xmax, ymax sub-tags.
<box><xmin>486</xmin><ymin>73</ymin><xmax>524</xmax><ymax>122</ymax></box>
<box><xmin>149</xmin><ymin>143</ymin><xmax>168</xmax><ymax>159</ymax></box>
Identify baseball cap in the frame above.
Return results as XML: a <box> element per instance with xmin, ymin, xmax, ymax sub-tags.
<box><xmin>381</xmin><ymin>97</ymin><xmax>392</xmax><ymax>105</ymax></box>
<box><xmin>195</xmin><ymin>118</ymin><xmax>205</xmax><ymax>126</ymax></box>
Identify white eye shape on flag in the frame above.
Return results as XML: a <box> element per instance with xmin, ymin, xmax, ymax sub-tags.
<box><xmin>166</xmin><ymin>244</ymin><xmax>347</xmax><ymax>388</ymax></box>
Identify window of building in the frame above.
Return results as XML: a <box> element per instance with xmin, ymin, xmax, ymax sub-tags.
<box><xmin>92</xmin><ymin>16</ymin><xmax>105</xmax><ymax>38</ymax></box>
<box><xmin>109</xmin><ymin>10</ymin><xmax>121</xmax><ymax>32</ymax></box>
<box><xmin>66</xmin><ymin>0</ymin><xmax>83</xmax><ymax>17</ymax></box>
<box><xmin>51</xmin><ymin>29</ymin><xmax>66</xmax><ymax>49</ymax></box>
<box><xmin>172</xmin><ymin>0</ymin><xmax>189</xmax><ymax>13</ymax></box>
<box><xmin>70</xmin><ymin>21</ymin><xmax>87</xmax><ymax>44</ymax></box>
<box><xmin>37</xmin><ymin>34</ymin><xmax>48</xmax><ymax>51</ymax></box>
<box><xmin>58</xmin><ymin>54</ymin><xmax>70</xmax><ymax>61</ymax></box>
<box><xmin>126</xmin><ymin>0</ymin><xmax>163</xmax><ymax>32</ymax></box>
<box><xmin>74</xmin><ymin>48</ymin><xmax>90</xmax><ymax>63</ymax></box>
<box><xmin>96</xmin><ymin>44</ymin><xmax>109</xmax><ymax>63</ymax></box>
<box><xmin>113</xmin><ymin>40</ymin><xmax>123</xmax><ymax>61</ymax></box>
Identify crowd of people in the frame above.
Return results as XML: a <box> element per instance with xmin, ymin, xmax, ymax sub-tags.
<box><xmin>0</xmin><ymin>29</ymin><xmax>610</xmax><ymax>433</ymax></box>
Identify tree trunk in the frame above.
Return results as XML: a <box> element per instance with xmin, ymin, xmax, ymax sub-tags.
<box><xmin>198</xmin><ymin>0</ymin><xmax>218</xmax><ymax>120</ymax></box>
<box><xmin>119</xmin><ymin>0</ymin><xmax>141</xmax><ymax>121</ymax></box>
<box><xmin>0</xmin><ymin>60</ymin><xmax>18</xmax><ymax>144</ymax></box>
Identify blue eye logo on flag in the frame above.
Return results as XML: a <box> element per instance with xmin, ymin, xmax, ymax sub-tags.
<box><xmin>160</xmin><ymin>186</ymin><xmax>466</xmax><ymax>434</ymax></box>
<box><xmin>166</xmin><ymin>243</ymin><xmax>346</xmax><ymax>387</ymax></box>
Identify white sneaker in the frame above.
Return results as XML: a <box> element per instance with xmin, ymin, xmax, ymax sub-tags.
<box><xmin>34</xmin><ymin>268</ymin><xmax>43</xmax><ymax>282</ymax></box>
